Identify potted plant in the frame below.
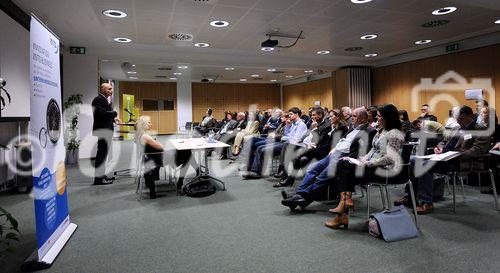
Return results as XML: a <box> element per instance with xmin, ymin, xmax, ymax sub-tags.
<box><xmin>63</xmin><ymin>94</ymin><xmax>82</xmax><ymax>164</ymax></box>
<box><xmin>0</xmin><ymin>206</ymin><xmax>20</xmax><ymax>257</ymax></box>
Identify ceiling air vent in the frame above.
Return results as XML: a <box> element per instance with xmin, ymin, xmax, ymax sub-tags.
<box><xmin>155</xmin><ymin>76</ymin><xmax>168</xmax><ymax>78</ymax></box>
<box><xmin>421</xmin><ymin>20</ymin><xmax>449</xmax><ymax>28</ymax></box>
<box><xmin>272</xmin><ymin>71</ymin><xmax>284</xmax><ymax>74</ymax></box>
<box><xmin>345</xmin><ymin>47</ymin><xmax>363</xmax><ymax>52</ymax></box>
<box><xmin>168</xmin><ymin>33</ymin><xmax>193</xmax><ymax>41</ymax></box>
<box><xmin>251</xmin><ymin>77</ymin><xmax>263</xmax><ymax>80</ymax></box>
<box><xmin>157</xmin><ymin>67</ymin><xmax>171</xmax><ymax>71</ymax></box>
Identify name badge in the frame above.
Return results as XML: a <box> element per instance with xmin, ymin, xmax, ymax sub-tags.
<box><xmin>464</xmin><ymin>134</ymin><xmax>472</xmax><ymax>140</ymax></box>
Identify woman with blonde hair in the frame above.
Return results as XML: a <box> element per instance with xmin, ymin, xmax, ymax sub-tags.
<box><xmin>231</xmin><ymin>111</ymin><xmax>260</xmax><ymax>156</ymax></box>
<box><xmin>135</xmin><ymin>116</ymin><xmax>164</xmax><ymax>199</ymax></box>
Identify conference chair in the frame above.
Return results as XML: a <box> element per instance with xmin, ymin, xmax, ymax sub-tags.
<box><xmin>358</xmin><ymin>144</ymin><xmax>419</xmax><ymax>226</ymax></box>
<box><xmin>451</xmin><ymin>154</ymin><xmax>498</xmax><ymax>211</ymax></box>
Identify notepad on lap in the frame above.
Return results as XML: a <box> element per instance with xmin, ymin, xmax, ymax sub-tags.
<box><xmin>429</xmin><ymin>151</ymin><xmax>460</xmax><ymax>161</ymax></box>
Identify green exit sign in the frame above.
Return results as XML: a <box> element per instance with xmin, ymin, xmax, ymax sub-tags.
<box><xmin>446</xmin><ymin>43</ymin><xmax>459</xmax><ymax>52</ymax></box>
<box><xmin>70</xmin><ymin>46</ymin><xmax>86</xmax><ymax>54</ymax></box>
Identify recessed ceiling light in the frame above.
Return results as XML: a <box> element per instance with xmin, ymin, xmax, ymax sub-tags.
<box><xmin>365</xmin><ymin>53</ymin><xmax>378</xmax><ymax>57</ymax></box>
<box><xmin>495</xmin><ymin>19</ymin><xmax>500</xmax><ymax>24</ymax></box>
<box><xmin>207</xmin><ymin>78</ymin><xmax>213</xmax><ymax>81</ymax></box>
<box><xmin>415</xmin><ymin>39</ymin><xmax>432</xmax><ymax>45</ymax></box>
<box><xmin>316</xmin><ymin>50</ymin><xmax>330</xmax><ymax>55</ymax></box>
<box><xmin>194</xmin><ymin>42</ymin><xmax>210</xmax><ymax>48</ymax></box>
<box><xmin>305</xmin><ymin>70</ymin><xmax>314</xmax><ymax>73</ymax></box>
<box><xmin>129</xmin><ymin>77</ymin><xmax>138</xmax><ymax>80</ymax></box>
<box><xmin>210</xmin><ymin>20</ymin><xmax>229</xmax><ymax>28</ymax></box>
<box><xmin>267</xmin><ymin>68</ymin><xmax>276</xmax><ymax>72</ymax></box>
<box><xmin>270</xmin><ymin>79</ymin><xmax>277</xmax><ymax>82</ymax></box>
<box><xmin>173</xmin><ymin>72</ymin><xmax>182</xmax><ymax>76</ymax></box>
<box><xmin>177</xmin><ymin>65</ymin><xmax>189</xmax><ymax>69</ymax></box>
<box><xmin>170</xmin><ymin>77</ymin><xmax>177</xmax><ymax>80</ymax></box>
<box><xmin>285</xmin><ymin>75</ymin><xmax>293</xmax><ymax>78</ymax></box>
<box><xmin>127</xmin><ymin>71</ymin><xmax>137</xmax><ymax>74</ymax></box>
<box><xmin>240</xmin><ymin>79</ymin><xmax>247</xmax><ymax>82</ymax></box>
<box><xmin>101</xmin><ymin>59</ymin><xmax>109</xmax><ymax>62</ymax></box>
<box><xmin>114</xmin><ymin>37</ymin><xmax>132</xmax><ymax>43</ymax></box>
<box><xmin>432</xmin><ymin>7</ymin><xmax>457</xmax><ymax>16</ymax></box>
<box><xmin>360</xmin><ymin>34</ymin><xmax>378</xmax><ymax>40</ymax></box>
<box><xmin>225</xmin><ymin>67</ymin><xmax>235</xmax><ymax>70</ymax></box>
<box><xmin>251</xmin><ymin>74</ymin><xmax>260</xmax><ymax>77</ymax></box>
<box><xmin>102</xmin><ymin>9</ymin><xmax>127</xmax><ymax>18</ymax></box>
<box><xmin>261</xmin><ymin>47</ymin><xmax>275</xmax><ymax>52</ymax></box>
<box><xmin>351</xmin><ymin>0</ymin><xmax>372</xmax><ymax>4</ymax></box>
<box><xmin>131</xmin><ymin>64</ymin><xmax>136</xmax><ymax>67</ymax></box>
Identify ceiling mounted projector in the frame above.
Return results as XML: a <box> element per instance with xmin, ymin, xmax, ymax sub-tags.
<box><xmin>261</xmin><ymin>31</ymin><xmax>303</xmax><ymax>49</ymax></box>
<box><xmin>261</xmin><ymin>39</ymin><xmax>279</xmax><ymax>48</ymax></box>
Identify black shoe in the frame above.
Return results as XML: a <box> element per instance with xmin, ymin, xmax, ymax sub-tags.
<box><xmin>274</xmin><ymin>171</ymin><xmax>285</xmax><ymax>179</ymax></box>
<box><xmin>273</xmin><ymin>176</ymin><xmax>295</xmax><ymax>188</ymax></box>
<box><xmin>104</xmin><ymin>175</ymin><xmax>116</xmax><ymax>180</ymax></box>
<box><xmin>281</xmin><ymin>194</ymin><xmax>311</xmax><ymax>210</ymax></box>
<box><xmin>242</xmin><ymin>172</ymin><xmax>261</xmax><ymax>180</ymax></box>
<box><xmin>93</xmin><ymin>178</ymin><xmax>113</xmax><ymax>185</ymax></box>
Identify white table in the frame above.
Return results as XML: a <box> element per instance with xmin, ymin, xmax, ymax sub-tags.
<box><xmin>169</xmin><ymin>138</ymin><xmax>230</xmax><ymax>191</ymax></box>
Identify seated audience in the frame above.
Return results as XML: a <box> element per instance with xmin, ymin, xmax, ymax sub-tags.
<box><xmin>194</xmin><ymin>108</ymin><xmax>217</xmax><ymax>136</ymax></box>
<box><xmin>242</xmin><ymin>107</ymin><xmax>307</xmax><ymax>179</ymax></box>
<box><xmin>399</xmin><ymin>109</ymin><xmax>411</xmax><ymax>135</ymax></box>
<box><xmin>136</xmin><ymin>116</ymin><xmax>197</xmax><ymax>198</ymax></box>
<box><xmin>217</xmin><ymin>112</ymin><xmax>247</xmax><ymax>158</ymax></box>
<box><xmin>367</xmin><ymin>106</ymin><xmax>379</xmax><ymax>128</ymax></box>
<box><xmin>445</xmin><ymin>106</ymin><xmax>461</xmax><ymax>129</ymax></box>
<box><xmin>419</xmin><ymin>104</ymin><xmax>438</xmax><ymax>122</ymax></box>
<box><xmin>261</xmin><ymin>109</ymin><xmax>282</xmax><ymax>135</ymax></box>
<box><xmin>324</xmin><ymin>104</ymin><xmax>405</xmax><ymax>229</ymax></box>
<box><xmin>136</xmin><ymin>116</ymin><xmax>164</xmax><ymax>199</ymax></box>
<box><xmin>274</xmin><ymin>107</ymin><xmax>332</xmax><ymax>187</ymax></box>
<box><xmin>237</xmin><ymin>114</ymin><xmax>290</xmax><ymax>162</ymax></box>
<box><xmin>281</xmin><ymin>107</ymin><xmax>376</xmax><ymax>209</ymax></box>
<box><xmin>231</xmin><ymin>112</ymin><xmax>260</xmax><ymax>156</ymax></box>
<box><xmin>395</xmin><ymin>106</ymin><xmax>490</xmax><ymax>214</ymax></box>
<box><xmin>215</xmin><ymin>112</ymin><xmax>237</xmax><ymax>141</ymax></box>
<box><xmin>341</xmin><ymin>106</ymin><xmax>353</xmax><ymax>129</ymax></box>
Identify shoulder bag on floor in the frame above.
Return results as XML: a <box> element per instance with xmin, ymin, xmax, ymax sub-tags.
<box><xmin>369</xmin><ymin>205</ymin><xmax>418</xmax><ymax>242</ymax></box>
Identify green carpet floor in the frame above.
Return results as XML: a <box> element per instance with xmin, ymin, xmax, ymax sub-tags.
<box><xmin>1</xmin><ymin>137</ymin><xmax>500</xmax><ymax>273</ymax></box>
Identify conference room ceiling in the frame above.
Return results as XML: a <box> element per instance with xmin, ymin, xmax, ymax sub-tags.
<box><xmin>12</xmin><ymin>0</ymin><xmax>500</xmax><ymax>82</ymax></box>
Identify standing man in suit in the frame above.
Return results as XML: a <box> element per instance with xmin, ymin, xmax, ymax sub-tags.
<box><xmin>92</xmin><ymin>83</ymin><xmax>120</xmax><ymax>185</ymax></box>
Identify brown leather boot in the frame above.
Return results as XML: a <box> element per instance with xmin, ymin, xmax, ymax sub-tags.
<box><xmin>329</xmin><ymin>192</ymin><xmax>353</xmax><ymax>214</ymax></box>
<box><xmin>324</xmin><ymin>214</ymin><xmax>349</xmax><ymax>229</ymax></box>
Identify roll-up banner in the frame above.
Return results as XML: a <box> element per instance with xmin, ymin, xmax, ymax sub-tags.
<box><xmin>28</xmin><ymin>14</ymin><xmax>77</xmax><ymax>265</ymax></box>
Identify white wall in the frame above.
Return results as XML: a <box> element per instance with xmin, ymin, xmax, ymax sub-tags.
<box><xmin>62</xmin><ymin>51</ymin><xmax>98</xmax><ymax>158</ymax></box>
<box><xmin>0</xmin><ymin>10</ymin><xmax>30</xmax><ymax>119</ymax></box>
<box><xmin>177</xmin><ymin>80</ymin><xmax>192</xmax><ymax>128</ymax></box>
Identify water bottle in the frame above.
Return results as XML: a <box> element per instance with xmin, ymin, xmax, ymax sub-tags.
<box><xmin>208</xmin><ymin>129</ymin><xmax>215</xmax><ymax>143</ymax></box>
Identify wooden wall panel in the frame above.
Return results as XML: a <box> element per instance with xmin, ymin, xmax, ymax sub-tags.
<box><xmin>372</xmin><ymin>44</ymin><xmax>500</xmax><ymax>124</ymax></box>
<box><xmin>283</xmin><ymin>77</ymin><xmax>334</xmax><ymax>112</ymax></box>
<box><xmin>191</xmin><ymin>83</ymin><xmax>280</xmax><ymax>122</ymax></box>
<box><xmin>333</xmin><ymin>70</ymin><xmax>349</xmax><ymax>108</ymax></box>
<box><xmin>119</xmin><ymin>81</ymin><xmax>177</xmax><ymax>134</ymax></box>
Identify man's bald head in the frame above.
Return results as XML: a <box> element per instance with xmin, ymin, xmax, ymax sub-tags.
<box><xmin>352</xmin><ymin>107</ymin><xmax>368</xmax><ymax>127</ymax></box>
<box><xmin>100</xmin><ymin>83</ymin><xmax>113</xmax><ymax>97</ymax></box>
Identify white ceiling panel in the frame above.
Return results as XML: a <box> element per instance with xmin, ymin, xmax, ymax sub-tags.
<box><xmin>10</xmin><ymin>0</ymin><xmax>500</xmax><ymax>82</ymax></box>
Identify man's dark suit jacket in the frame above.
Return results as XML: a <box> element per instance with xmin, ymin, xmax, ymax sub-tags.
<box><xmin>92</xmin><ymin>94</ymin><xmax>117</xmax><ymax>133</ymax></box>
<box><xmin>345</xmin><ymin>123</ymin><xmax>377</xmax><ymax>159</ymax></box>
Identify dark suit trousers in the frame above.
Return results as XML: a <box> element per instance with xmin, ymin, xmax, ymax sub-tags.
<box><xmin>95</xmin><ymin>130</ymin><xmax>113</xmax><ymax>180</ymax></box>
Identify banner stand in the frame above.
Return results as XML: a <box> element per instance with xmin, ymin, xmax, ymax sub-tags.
<box><xmin>24</xmin><ymin>14</ymin><xmax>78</xmax><ymax>271</ymax></box>
<box><xmin>22</xmin><ymin>223</ymin><xmax>78</xmax><ymax>271</ymax></box>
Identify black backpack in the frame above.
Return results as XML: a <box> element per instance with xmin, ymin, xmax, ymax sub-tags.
<box><xmin>182</xmin><ymin>177</ymin><xmax>216</xmax><ymax>198</ymax></box>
